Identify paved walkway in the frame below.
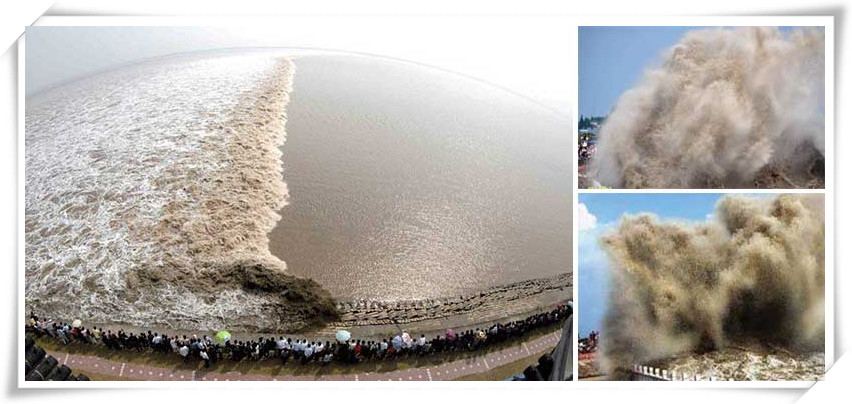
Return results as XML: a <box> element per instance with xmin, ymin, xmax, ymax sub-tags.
<box><xmin>47</xmin><ymin>331</ymin><xmax>560</xmax><ymax>381</ymax></box>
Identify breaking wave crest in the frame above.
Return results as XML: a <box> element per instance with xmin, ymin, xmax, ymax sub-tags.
<box><xmin>590</xmin><ymin>27</ymin><xmax>825</xmax><ymax>188</ymax></box>
<box><xmin>600</xmin><ymin>194</ymin><xmax>824</xmax><ymax>375</ymax></box>
<box><xmin>25</xmin><ymin>51</ymin><xmax>337</xmax><ymax>332</ymax></box>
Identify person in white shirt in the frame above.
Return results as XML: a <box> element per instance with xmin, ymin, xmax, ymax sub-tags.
<box><xmin>416</xmin><ymin>334</ymin><xmax>427</xmax><ymax>354</ymax></box>
<box><xmin>178</xmin><ymin>345</ymin><xmax>190</xmax><ymax>362</ymax></box>
<box><xmin>302</xmin><ymin>343</ymin><xmax>314</xmax><ymax>364</ymax></box>
<box><xmin>200</xmin><ymin>349</ymin><xmax>210</xmax><ymax>368</ymax></box>
<box><xmin>279</xmin><ymin>338</ymin><xmax>293</xmax><ymax>365</ymax></box>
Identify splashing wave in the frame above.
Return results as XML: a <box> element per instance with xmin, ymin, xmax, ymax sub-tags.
<box><xmin>590</xmin><ymin>27</ymin><xmax>825</xmax><ymax>188</ymax></box>
<box><xmin>600</xmin><ymin>194</ymin><xmax>824</xmax><ymax>375</ymax></box>
<box><xmin>26</xmin><ymin>51</ymin><xmax>337</xmax><ymax>332</ymax></box>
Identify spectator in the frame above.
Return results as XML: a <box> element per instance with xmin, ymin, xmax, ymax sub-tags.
<box><xmin>200</xmin><ymin>349</ymin><xmax>210</xmax><ymax>368</ymax></box>
<box><xmin>179</xmin><ymin>345</ymin><xmax>190</xmax><ymax>363</ymax></box>
<box><xmin>24</xmin><ymin>305</ymin><xmax>570</xmax><ymax>368</ymax></box>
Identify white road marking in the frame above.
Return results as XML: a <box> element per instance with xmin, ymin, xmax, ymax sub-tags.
<box><xmin>44</xmin><ymin>329</ymin><xmax>562</xmax><ymax>383</ymax></box>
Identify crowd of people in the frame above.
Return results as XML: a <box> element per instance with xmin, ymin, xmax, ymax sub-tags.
<box><xmin>578</xmin><ymin>330</ymin><xmax>599</xmax><ymax>354</ymax></box>
<box><xmin>577</xmin><ymin>114</ymin><xmax>602</xmax><ymax>171</ymax></box>
<box><xmin>26</xmin><ymin>304</ymin><xmax>570</xmax><ymax>369</ymax></box>
<box><xmin>578</xmin><ymin>131</ymin><xmax>597</xmax><ymax>168</ymax></box>
<box><xmin>517</xmin><ymin>353</ymin><xmax>557</xmax><ymax>381</ymax></box>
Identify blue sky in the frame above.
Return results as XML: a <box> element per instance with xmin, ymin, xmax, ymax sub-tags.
<box><xmin>579</xmin><ymin>26</ymin><xmax>694</xmax><ymax>117</ymax></box>
<box><xmin>577</xmin><ymin>193</ymin><xmax>728</xmax><ymax>336</ymax></box>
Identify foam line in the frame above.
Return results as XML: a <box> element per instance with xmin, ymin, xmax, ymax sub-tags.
<box><xmin>25</xmin><ymin>51</ymin><xmax>336</xmax><ymax>332</ymax></box>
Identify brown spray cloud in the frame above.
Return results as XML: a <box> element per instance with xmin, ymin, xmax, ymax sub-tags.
<box><xmin>600</xmin><ymin>194</ymin><xmax>824</xmax><ymax>374</ymax></box>
<box><xmin>590</xmin><ymin>27</ymin><xmax>825</xmax><ymax>188</ymax></box>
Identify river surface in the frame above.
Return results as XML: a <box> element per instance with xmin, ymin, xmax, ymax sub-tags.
<box><xmin>268</xmin><ymin>54</ymin><xmax>573</xmax><ymax>301</ymax></box>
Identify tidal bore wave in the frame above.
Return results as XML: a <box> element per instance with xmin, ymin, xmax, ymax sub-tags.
<box><xmin>590</xmin><ymin>27</ymin><xmax>825</xmax><ymax>188</ymax></box>
<box><xmin>600</xmin><ymin>194</ymin><xmax>824</xmax><ymax>376</ymax></box>
<box><xmin>25</xmin><ymin>52</ymin><xmax>337</xmax><ymax>332</ymax></box>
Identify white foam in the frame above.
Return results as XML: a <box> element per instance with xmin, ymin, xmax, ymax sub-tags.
<box><xmin>26</xmin><ymin>51</ymin><xmax>296</xmax><ymax>330</ymax></box>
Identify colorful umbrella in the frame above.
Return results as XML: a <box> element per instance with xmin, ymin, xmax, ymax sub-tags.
<box><xmin>214</xmin><ymin>330</ymin><xmax>231</xmax><ymax>343</ymax></box>
<box><xmin>335</xmin><ymin>329</ymin><xmax>351</xmax><ymax>342</ymax></box>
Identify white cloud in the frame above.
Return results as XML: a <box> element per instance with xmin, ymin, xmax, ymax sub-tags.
<box><xmin>578</xmin><ymin>203</ymin><xmax>597</xmax><ymax>231</ymax></box>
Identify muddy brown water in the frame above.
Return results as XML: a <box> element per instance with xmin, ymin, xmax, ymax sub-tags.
<box><xmin>268</xmin><ymin>54</ymin><xmax>573</xmax><ymax>301</ymax></box>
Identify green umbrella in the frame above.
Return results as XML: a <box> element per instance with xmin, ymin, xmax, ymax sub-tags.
<box><xmin>214</xmin><ymin>330</ymin><xmax>232</xmax><ymax>344</ymax></box>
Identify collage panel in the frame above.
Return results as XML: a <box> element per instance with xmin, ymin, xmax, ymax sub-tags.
<box><xmin>22</xmin><ymin>23</ymin><xmax>574</xmax><ymax>382</ymax></box>
<box><xmin>577</xmin><ymin>193</ymin><xmax>825</xmax><ymax>381</ymax></box>
<box><xmin>578</xmin><ymin>26</ymin><xmax>825</xmax><ymax>189</ymax></box>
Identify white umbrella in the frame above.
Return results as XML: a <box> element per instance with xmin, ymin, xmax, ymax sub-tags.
<box><xmin>71</xmin><ymin>319</ymin><xmax>82</xmax><ymax>328</ymax></box>
<box><xmin>401</xmin><ymin>332</ymin><xmax>412</xmax><ymax>347</ymax></box>
<box><xmin>335</xmin><ymin>329</ymin><xmax>351</xmax><ymax>342</ymax></box>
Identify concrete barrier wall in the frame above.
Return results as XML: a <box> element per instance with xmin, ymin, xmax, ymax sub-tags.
<box><xmin>578</xmin><ymin>352</ymin><xmax>596</xmax><ymax>361</ymax></box>
<box><xmin>630</xmin><ymin>364</ymin><xmax>725</xmax><ymax>381</ymax></box>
